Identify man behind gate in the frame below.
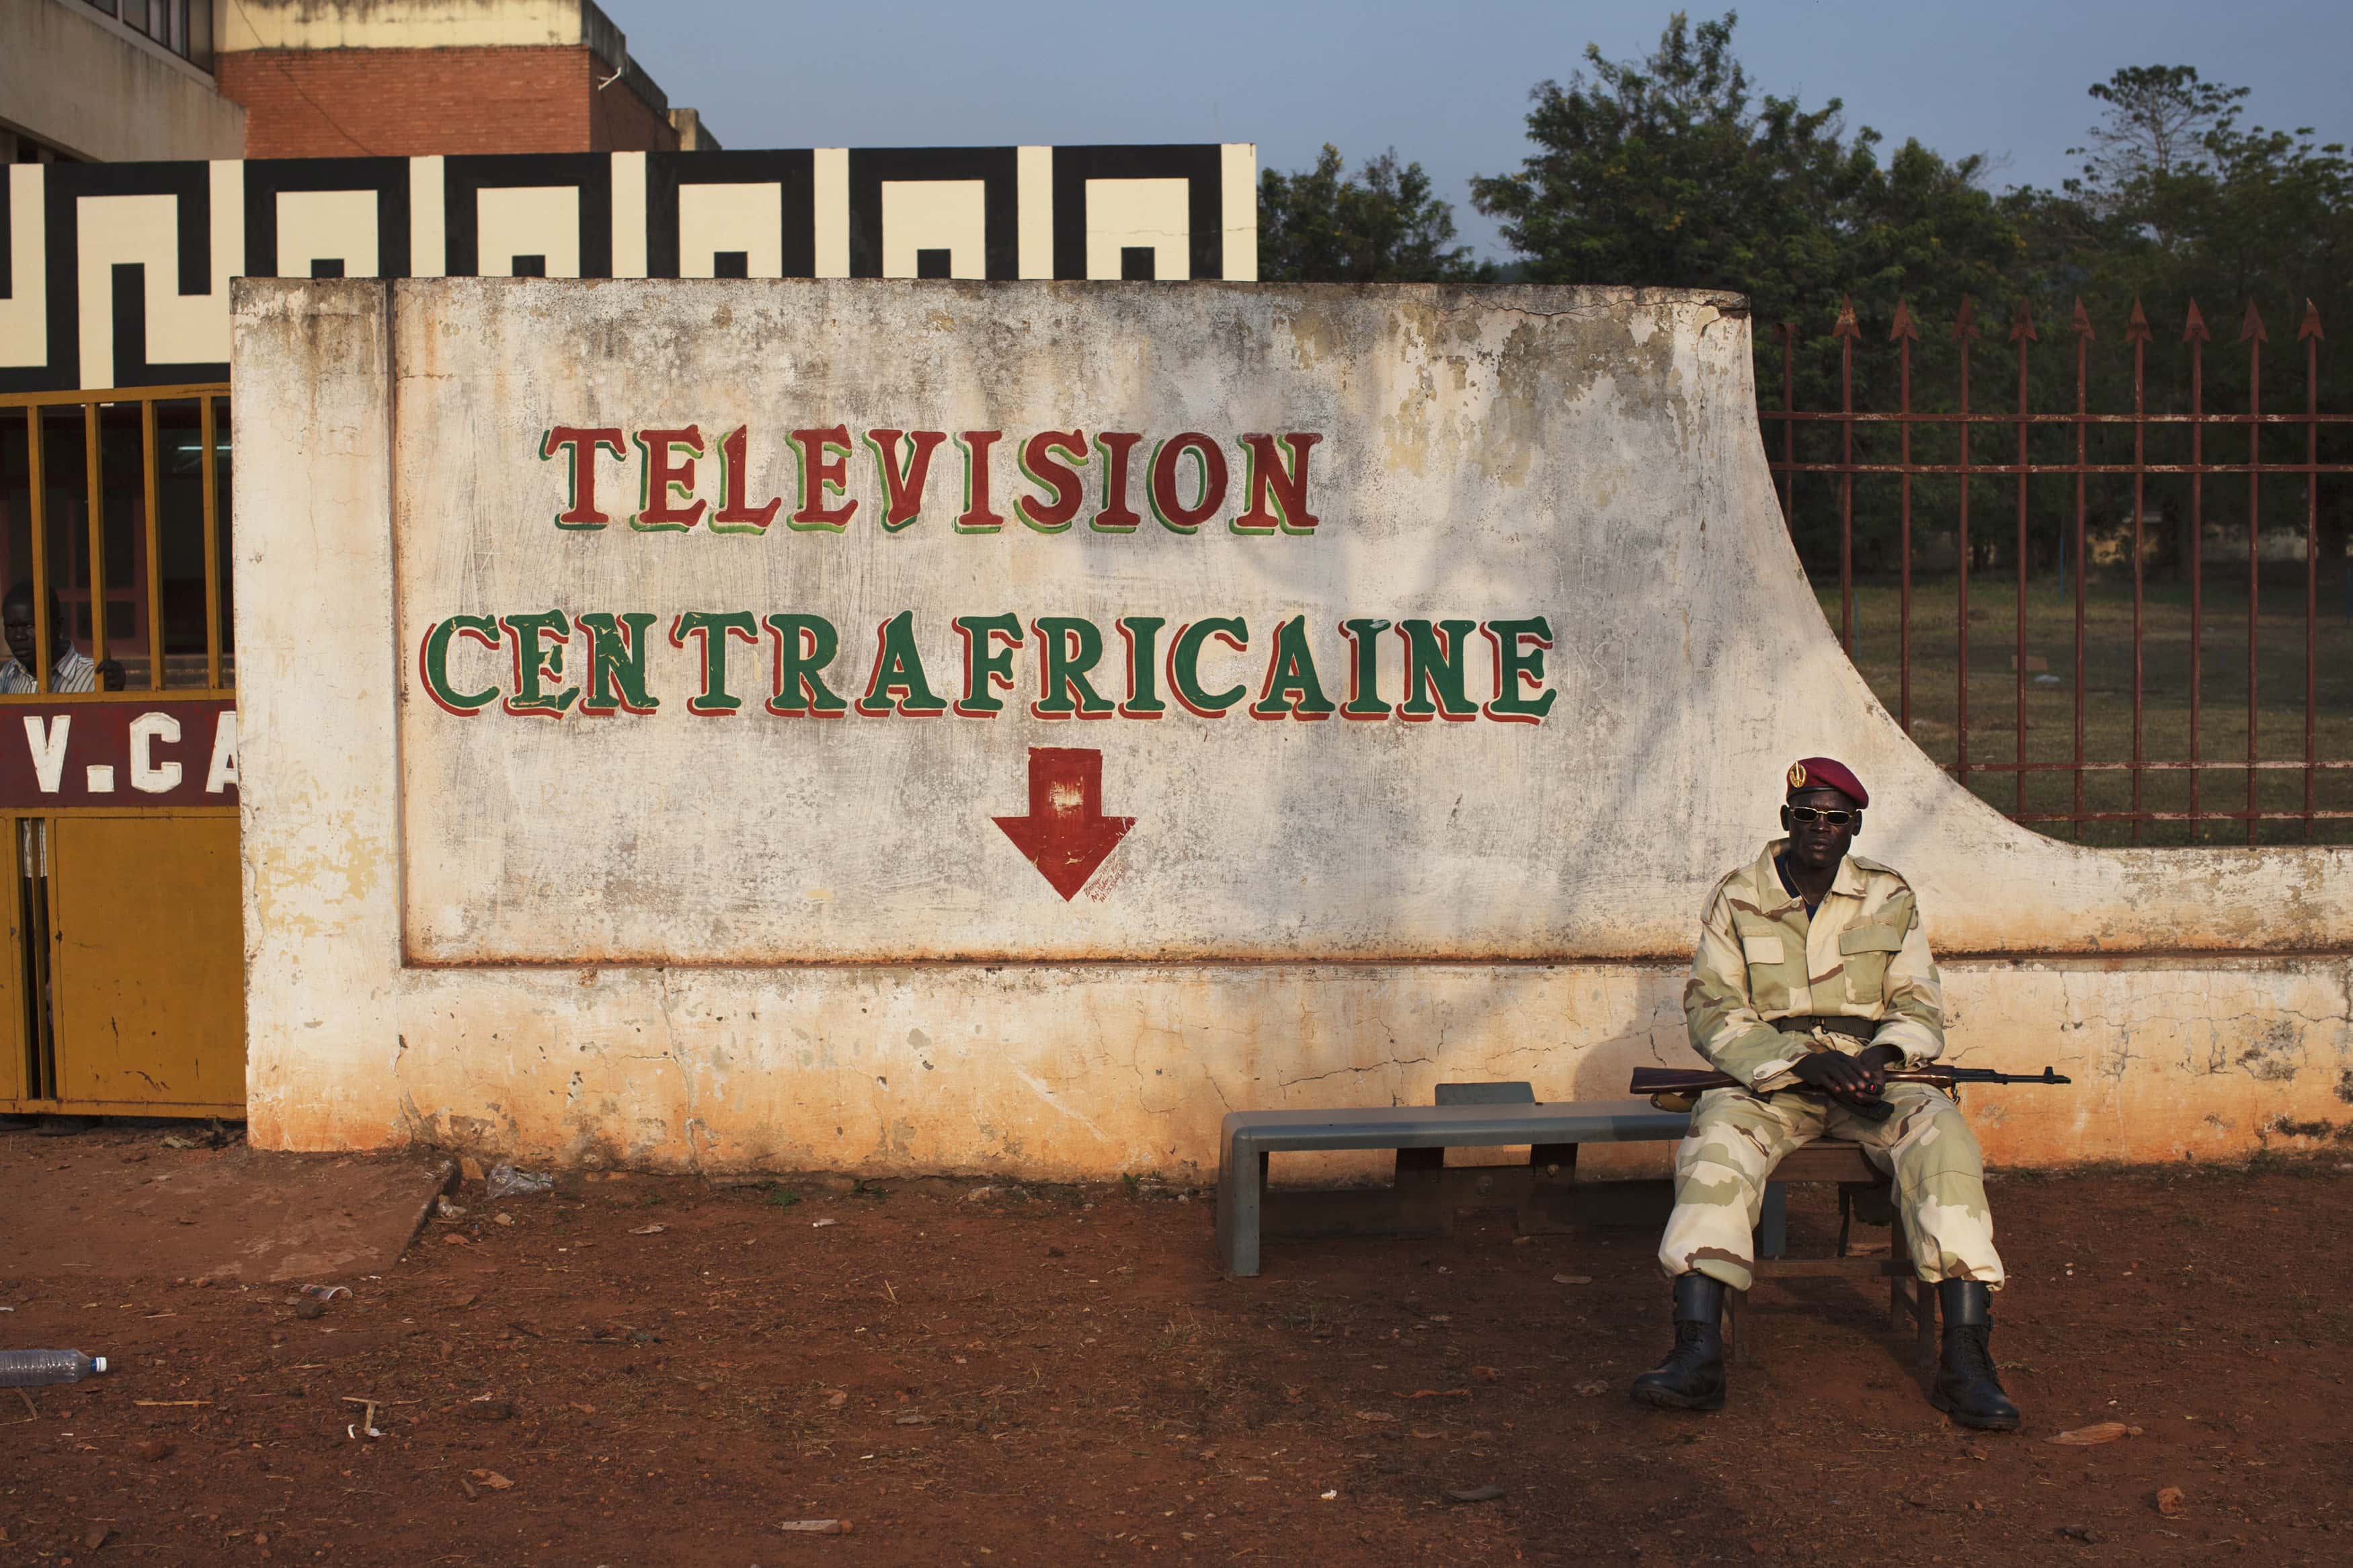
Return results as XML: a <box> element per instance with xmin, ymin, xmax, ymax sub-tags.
<box><xmin>1630</xmin><ymin>758</ymin><xmax>2020</xmax><ymax>1430</ymax></box>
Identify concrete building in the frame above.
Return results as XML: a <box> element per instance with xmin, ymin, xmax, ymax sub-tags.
<box><xmin>214</xmin><ymin>0</ymin><xmax>718</xmax><ymax>158</ymax></box>
<box><xmin>2</xmin><ymin>0</ymin><xmax>244</xmax><ymax>163</ymax></box>
<box><xmin>0</xmin><ymin>0</ymin><xmax>717</xmax><ymax>165</ymax></box>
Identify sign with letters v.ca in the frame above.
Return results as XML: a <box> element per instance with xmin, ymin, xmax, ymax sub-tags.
<box><xmin>0</xmin><ymin>701</ymin><xmax>238</xmax><ymax>809</ymax></box>
<box><xmin>391</xmin><ymin>279</ymin><xmax>1652</xmax><ymax>966</ymax></box>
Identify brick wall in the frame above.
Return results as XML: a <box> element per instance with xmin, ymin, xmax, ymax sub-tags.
<box><xmin>585</xmin><ymin>55</ymin><xmax>675</xmax><ymax>154</ymax></box>
<box><xmin>217</xmin><ymin>46</ymin><xmax>680</xmax><ymax>159</ymax></box>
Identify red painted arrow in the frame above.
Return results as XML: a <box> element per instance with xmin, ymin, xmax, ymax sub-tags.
<box><xmin>993</xmin><ymin>747</ymin><xmax>1134</xmax><ymax>901</ymax></box>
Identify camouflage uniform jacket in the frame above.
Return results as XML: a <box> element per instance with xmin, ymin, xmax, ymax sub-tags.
<box><xmin>1683</xmin><ymin>839</ymin><xmax>1945</xmax><ymax>1090</ymax></box>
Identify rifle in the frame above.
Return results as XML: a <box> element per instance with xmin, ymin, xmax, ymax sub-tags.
<box><xmin>1628</xmin><ymin>1064</ymin><xmax>2072</xmax><ymax>1124</ymax></box>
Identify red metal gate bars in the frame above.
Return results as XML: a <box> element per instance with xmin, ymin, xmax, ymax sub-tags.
<box><xmin>1764</xmin><ymin>298</ymin><xmax>2351</xmax><ymax>846</ymax></box>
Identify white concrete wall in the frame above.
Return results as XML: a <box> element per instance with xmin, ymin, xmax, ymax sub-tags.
<box><xmin>3</xmin><ymin>0</ymin><xmax>244</xmax><ymax>163</ymax></box>
<box><xmin>231</xmin><ymin>278</ymin><xmax>2353</xmax><ymax>1175</ymax></box>
<box><xmin>219</xmin><ymin>0</ymin><xmax>592</xmax><ymax>52</ymax></box>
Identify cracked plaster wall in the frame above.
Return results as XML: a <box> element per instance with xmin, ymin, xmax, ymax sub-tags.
<box><xmin>231</xmin><ymin>278</ymin><xmax>2353</xmax><ymax>1175</ymax></box>
<box><xmin>297</xmin><ymin>960</ymin><xmax>2353</xmax><ymax>1178</ymax></box>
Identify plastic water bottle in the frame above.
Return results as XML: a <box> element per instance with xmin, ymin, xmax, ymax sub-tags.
<box><xmin>0</xmin><ymin>1350</ymin><xmax>107</xmax><ymax>1387</ymax></box>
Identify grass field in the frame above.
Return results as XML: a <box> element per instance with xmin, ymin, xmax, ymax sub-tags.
<box><xmin>1813</xmin><ymin>571</ymin><xmax>2353</xmax><ymax>846</ymax></box>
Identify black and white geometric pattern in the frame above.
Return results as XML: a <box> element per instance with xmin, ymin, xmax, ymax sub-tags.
<box><xmin>0</xmin><ymin>144</ymin><xmax>1257</xmax><ymax>393</ymax></box>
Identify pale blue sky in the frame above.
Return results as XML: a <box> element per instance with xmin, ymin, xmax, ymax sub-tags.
<box><xmin>617</xmin><ymin>0</ymin><xmax>2350</xmax><ymax>260</ymax></box>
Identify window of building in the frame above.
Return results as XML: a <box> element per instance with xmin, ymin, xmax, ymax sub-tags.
<box><xmin>3</xmin><ymin>129</ymin><xmax>75</xmax><ymax>165</ymax></box>
<box><xmin>84</xmin><ymin>0</ymin><xmax>213</xmax><ymax>69</ymax></box>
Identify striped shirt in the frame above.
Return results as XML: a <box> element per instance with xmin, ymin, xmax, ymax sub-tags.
<box><xmin>0</xmin><ymin>649</ymin><xmax>97</xmax><ymax>694</ymax></box>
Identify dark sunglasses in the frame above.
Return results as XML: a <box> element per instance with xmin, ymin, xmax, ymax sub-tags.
<box><xmin>1787</xmin><ymin>806</ymin><xmax>1859</xmax><ymax>826</ymax></box>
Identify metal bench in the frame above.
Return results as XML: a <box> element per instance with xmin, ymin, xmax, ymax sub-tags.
<box><xmin>1214</xmin><ymin>1083</ymin><xmax>1691</xmax><ymax>1277</ymax></box>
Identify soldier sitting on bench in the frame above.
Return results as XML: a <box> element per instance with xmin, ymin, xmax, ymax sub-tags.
<box><xmin>1630</xmin><ymin>757</ymin><xmax>2019</xmax><ymax>1431</ymax></box>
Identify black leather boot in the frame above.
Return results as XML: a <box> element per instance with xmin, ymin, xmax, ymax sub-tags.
<box><xmin>1929</xmin><ymin>1280</ymin><xmax>2020</xmax><ymax>1431</ymax></box>
<box><xmin>1630</xmin><ymin>1274</ymin><xmax>1727</xmax><ymax>1411</ymax></box>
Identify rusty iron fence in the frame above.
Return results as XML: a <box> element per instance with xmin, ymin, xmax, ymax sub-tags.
<box><xmin>1765</xmin><ymin>298</ymin><xmax>2352</xmax><ymax>846</ymax></box>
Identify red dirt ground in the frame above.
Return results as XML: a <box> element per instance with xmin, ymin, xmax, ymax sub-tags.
<box><xmin>5</xmin><ymin>1129</ymin><xmax>2351</xmax><ymax>1567</ymax></box>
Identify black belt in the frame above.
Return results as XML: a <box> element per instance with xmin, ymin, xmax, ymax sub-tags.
<box><xmin>1773</xmin><ymin>1016</ymin><xmax>1876</xmax><ymax>1041</ymax></box>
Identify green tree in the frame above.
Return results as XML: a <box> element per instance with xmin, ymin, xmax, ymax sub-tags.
<box><xmin>1470</xmin><ymin>9</ymin><xmax>1862</xmax><ymax>320</ymax></box>
<box><xmin>2033</xmin><ymin>65</ymin><xmax>2352</xmax><ymax>332</ymax></box>
<box><xmin>1258</xmin><ymin>145</ymin><xmax>1492</xmax><ymax>283</ymax></box>
<box><xmin>2012</xmin><ymin>67</ymin><xmax>2353</xmax><ymax>575</ymax></box>
<box><xmin>1470</xmin><ymin>11</ymin><xmax>2026</xmax><ymax>566</ymax></box>
<box><xmin>2080</xmin><ymin>67</ymin><xmax>2245</xmax><ymax>177</ymax></box>
<box><xmin>1469</xmin><ymin>11</ymin><xmax>2022</xmax><ymax>326</ymax></box>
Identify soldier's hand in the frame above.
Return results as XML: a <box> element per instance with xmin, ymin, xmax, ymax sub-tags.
<box><xmin>1792</xmin><ymin>1049</ymin><xmax>1884</xmax><ymax>1106</ymax></box>
<box><xmin>1851</xmin><ymin>1044</ymin><xmax>1899</xmax><ymax>1091</ymax></box>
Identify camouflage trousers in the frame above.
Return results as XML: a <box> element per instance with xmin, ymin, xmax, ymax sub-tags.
<box><xmin>1656</xmin><ymin>1082</ymin><xmax>2005</xmax><ymax>1294</ymax></box>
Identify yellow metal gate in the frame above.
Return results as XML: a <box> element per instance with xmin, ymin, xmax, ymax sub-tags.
<box><xmin>0</xmin><ymin>384</ymin><xmax>243</xmax><ymax>1119</ymax></box>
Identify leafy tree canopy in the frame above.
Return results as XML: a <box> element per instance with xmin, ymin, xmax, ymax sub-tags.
<box><xmin>1257</xmin><ymin>145</ymin><xmax>1492</xmax><ymax>284</ymax></box>
<box><xmin>1466</xmin><ymin>10</ymin><xmax>2022</xmax><ymax>333</ymax></box>
<box><xmin>1257</xmin><ymin>13</ymin><xmax>2351</xmax><ymax>569</ymax></box>
<box><xmin>2017</xmin><ymin>64</ymin><xmax>2351</xmax><ymax>323</ymax></box>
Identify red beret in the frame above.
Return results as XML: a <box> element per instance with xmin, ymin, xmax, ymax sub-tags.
<box><xmin>1786</xmin><ymin>757</ymin><xmax>1868</xmax><ymax>809</ymax></box>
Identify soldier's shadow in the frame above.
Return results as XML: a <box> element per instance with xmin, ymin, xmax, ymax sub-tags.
<box><xmin>1729</xmin><ymin>1186</ymin><xmax>1940</xmax><ymax>1388</ymax></box>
